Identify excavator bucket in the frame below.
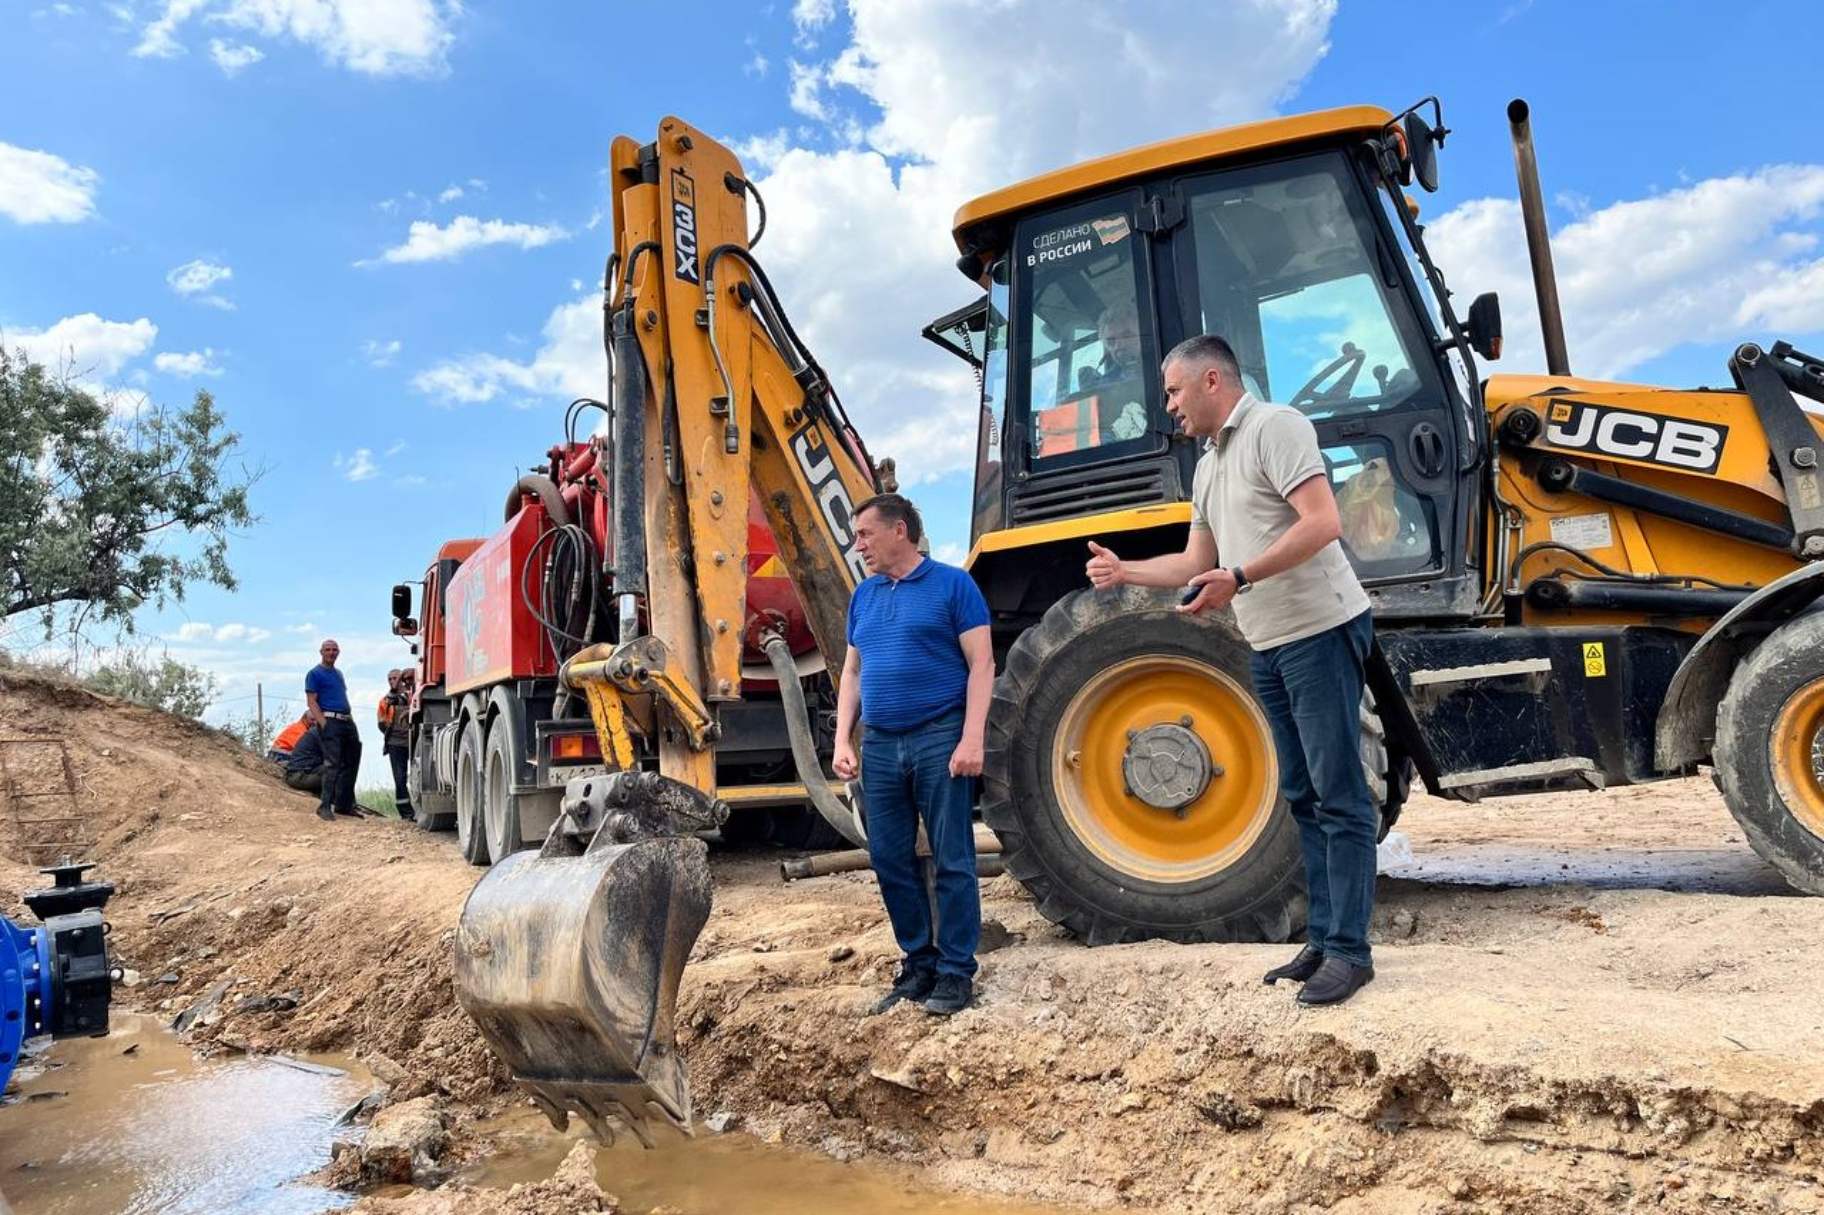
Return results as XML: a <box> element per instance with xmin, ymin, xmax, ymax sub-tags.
<box><xmin>452</xmin><ymin>821</ymin><xmax>713</xmax><ymax>1146</ymax></box>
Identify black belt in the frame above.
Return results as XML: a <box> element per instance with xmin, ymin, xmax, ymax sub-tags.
<box><xmin>322</xmin><ymin>711</ymin><xmax>352</xmax><ymax>720</ymax></box>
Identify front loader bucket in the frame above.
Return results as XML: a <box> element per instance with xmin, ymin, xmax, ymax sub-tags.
<box><xmin>453</xmin><ymin>831</ymin><xmax>712</xmax><ymax>1145</ymax></box>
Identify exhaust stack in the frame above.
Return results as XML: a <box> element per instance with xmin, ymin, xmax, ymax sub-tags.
<box><xmin>1507</xmin><ymin>98</ymin><xmax>1571</xmax><ymax>377</ymax></box>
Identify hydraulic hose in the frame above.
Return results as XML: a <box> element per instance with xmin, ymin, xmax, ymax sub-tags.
<box><xmin>609</xmin><ymin>305</ymin><xmax>647</xmax><ymax>641</ymax></box>
<box><xmin>761</xmin><ymin>631</ymin><xmax>867</xmax><ymax>847</ymax></box>
<box><xmin>503</xmin><ymin>474</ymin><xmax>571</xmax><ymax>527</ymax></box>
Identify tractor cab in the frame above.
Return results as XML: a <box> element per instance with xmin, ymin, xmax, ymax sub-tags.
<box><xmin>932</xmin><ymin>102</ymin><xmax>1498</xmax><ymax>624</ymax></box>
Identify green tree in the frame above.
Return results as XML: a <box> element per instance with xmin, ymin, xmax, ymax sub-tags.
<box><xmin>1</xmin><ymin>348</ymin><xmax>259</xmax><ymax>636</ymax></box>
<box><xmin>86</xmin><ymin>649</ymin><xmax>217</xmax><ymax>719</ymax></box>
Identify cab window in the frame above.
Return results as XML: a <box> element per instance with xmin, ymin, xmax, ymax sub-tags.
<box><xmin>1012</xmin><ymin>200</ymin><xmax>1160</xmax><ymax>467</ymax></box>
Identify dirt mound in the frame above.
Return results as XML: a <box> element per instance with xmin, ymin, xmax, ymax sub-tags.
<box><xmin>0</xmin><ymin>667</ymin><xmax>507</xmax><ymax>1108</ymax></box>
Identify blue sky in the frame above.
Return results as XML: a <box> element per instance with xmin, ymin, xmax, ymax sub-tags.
<box><xmin>6</xmin><ymin>0</ymin><xmax>1824</xmax><ymax>785</ymax></box>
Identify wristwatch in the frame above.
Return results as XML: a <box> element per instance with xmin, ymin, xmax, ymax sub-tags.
<box><xmin>1231</xmin><ymin>566</ymin><xmax>1252</xmax><ymax>595</ymax></box>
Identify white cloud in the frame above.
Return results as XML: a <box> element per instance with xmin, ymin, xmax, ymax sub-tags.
<box><xmin>166</xmin><ymin>258</ymin><xmax>235</xmax><ymax>309</ymax></box>
<box><xmin>787</xmin><ymin>60</ymin><xmax>829</xmax><ymax>122</ymax></box>
<box><xmin>384</xmin><ymin>440</ymin><xmax>406</xmax><ymax>456</ymax></box>
<box><xmin>172</xmin><ymin>621</ymin><xmax>270</xmax><ymax>643</ymax></box>
<box><xmin>362</xmin><ymin>337</ymin><xmax>402</xmax><ymax>366</ymax></box>
<box><xmin>437</xmin><ymin>183</ymin><xmax>463</xmax><ymax>203</ymax></box>
<box><xmin>0</xmin><ymin>141</ymin><xmax>100</xmax><ymax>224</ymax></box>
<box><xmin>792</xmin><ymin>0</ymin><xmax>835</xmax><ymax>44</ymax></box>
<box><xmin>405</xmin><ymin>1</ymin><xmax>1334</xmax><ymax>476</ymax></box>
<box><xmin>132</xmin><ymin>0</ymin><xmax>458</xmax><ymax>76</ymax></box>
<box><xmin>1427</xmin><ymin>165</ymin><xmax>1824</xmax><ymax>380</ymax></box>
<box><xmin>412</xmin><ymin>292</ymin><xmax>601</xmax><ymax>407</ymax></box>
<box><xmin>336</xmin><ymin>448</ymin><xmax>379</xmax><ymax>482</ymax></box>
<box><xmin>370</xmin><ymin>215</ymin><xmax>569</xmax><ymax>264</ymax></box>
<box><xmin>154</xmin><ymin>347</ymin><xmax>225</xmax><ymax>377</ymax></box>
<box><xmin>726</xmin><ymin>0</ymin><xmax>1334</xmax><ymax>483</ymax></box>
<box><xmin>208</xmin><ymin>38</ymin><xmax>264</xmax><ymax>74</ymax></box>
<box><xmin>132</xmin><ymin>0</ymin><xmax>206</xmax><ymax>57</ymax></box>
<box><xmin>5</xmin><ymin>313</ymin><xmax>157</xmax><ymax>383</ymax></box>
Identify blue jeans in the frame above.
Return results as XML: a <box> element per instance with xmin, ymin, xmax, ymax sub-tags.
<box><xmin>1249</xmin><ymin>611</ymin><xmax>1377</xmax><ymax>967</ymax></box>
<box><xmin>862</xmin><ymin>709</ymin><xmax>980</xmax><ymax>979</ymax></box>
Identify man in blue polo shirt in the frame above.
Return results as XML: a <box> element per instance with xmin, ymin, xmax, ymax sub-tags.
<box><xmin>832</xmin><ymin>493</ymin><xmax>994</xmax><ymax>1016</ymax></box>
<box><xmin>305</xmin><ymin>638</ymin><xmax>363</xmax><ymax>823</ymax></box>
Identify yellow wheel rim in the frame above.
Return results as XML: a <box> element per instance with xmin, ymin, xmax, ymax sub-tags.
<box><xmin>1052</xmin><ymin>654</ymin><xmax>1277</xmax><ymax>883</ymax></box>
<box><xmin>1771</xmin><ymin>680</ymin><xmax>1824</xmax><ymax>838</ymax></box>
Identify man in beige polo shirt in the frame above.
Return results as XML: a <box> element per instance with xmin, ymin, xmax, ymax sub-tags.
<box><xmin>1085</xmin><ymin>333</ymin><xmax>1378</xmax><ymax>1006</ymax></box>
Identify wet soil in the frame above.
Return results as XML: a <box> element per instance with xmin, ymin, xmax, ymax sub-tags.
<box><xmin>0</xmin><ymin>1014</ymin><xmax>368</xmax><ymax>1214</ymax></box>
<box><xmin>4</xmin><ymin>667</ymin><xmax>1824</xmax><ymax>1213</ymax></box>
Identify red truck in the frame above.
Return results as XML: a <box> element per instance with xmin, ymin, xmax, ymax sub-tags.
<box><xmin>390</xmin><ymin>418</ymin><xmax>844</xmax><ymax>865</ymax></box>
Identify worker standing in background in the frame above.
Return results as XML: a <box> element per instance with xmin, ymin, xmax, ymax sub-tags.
<box><xmin>305</xmin><ymin>639</ymin><xmax>363</xmax><ymax>823</ymax></box>
<box><xmin>1085</xmin><ymin>334</ymin><xmax>1379</xmax><ymax>1006</ymax></box>
<box><xmin>833</xmin><ymin>493</ymin><xmax>995</xmax><ymax>1017</ymax></box>
<box><xmin>378</xmin><ymin>669</ymin><xmax>415</xmax><ymax>821</ymax></box>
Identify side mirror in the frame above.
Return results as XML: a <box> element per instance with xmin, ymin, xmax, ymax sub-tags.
<box><xmin>1467</xmin><ymin>292</ymin><xmax>1503</xmax><ymax>361</ymax></box>
<box><xmin>391</xmin><ymin>583</ymin><xmax>413</xmax><ymax>620</ymax></box>
<box><xmin>1404</xmin><ymin>112</ymin><xmax>1440</xmax><ymax>193</ymax></box>
<box><xmin>392</xmin><ymin>617</ymin><xmax>420</xmax><ymax>638</ymax></box>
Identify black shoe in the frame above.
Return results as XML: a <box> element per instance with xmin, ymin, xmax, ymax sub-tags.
<box><xmin>1297</xmin><ymin>957</ymin><xmax>1375</xmax><ymax>1006</ymax></box>
<box><xmin>400</xmin><ymin>812</ymin><xmax>416</xmax><ymax>823</ymax></box>
<box><xmin>1263</xmin><ymin>944</ymin><xmax>1325</xmax><ymax>986</ymax></box>
<box><xmin>868</xmin><ymin>965</ymin><xmax>936</xmax><ymax>1015</ymax></box>
<box><xmin>335</xmin><ymin>807</ymin><xmax>365</xmax><ymax>818</ymax></box>
<box><xmin>922</xmin><ymin>974</ymin><xmax>973</xmax><ymax>1016</ymax></box>
<box><xmin>316</xmin><ymin>806</ymin><xmax>335</xmax><ymax>822</ymax></box>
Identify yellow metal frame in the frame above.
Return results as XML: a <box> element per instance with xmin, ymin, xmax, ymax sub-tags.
<box><xmin>953</xmin><ymin>106</ymin><xmax>1393</xmax><ymax>245</ymax></box>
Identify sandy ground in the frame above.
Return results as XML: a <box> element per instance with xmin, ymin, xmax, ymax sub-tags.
<box><xmin>4</xmin><ymin>666</ymin><xmax>1824</xmax><ymax>1214</ymax></box>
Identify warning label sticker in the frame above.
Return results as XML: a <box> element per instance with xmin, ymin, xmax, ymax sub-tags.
<box><xmin>1550</xmin><ymin>512</ymin><xmax>1614</xmax><ymax>551</ymax></box>
<box><xmin>1582</xmin><ymin>642</ymin><xmax>1606</xmax><ymax>678</ymax></box>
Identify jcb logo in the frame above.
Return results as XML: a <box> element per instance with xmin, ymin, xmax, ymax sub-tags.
<box><xmin>790</xmin><ymin>423</ymin><xmax>868</xmax><ymax>583</ymax></box>
<box><xmin>1545</xmin><ymin>401</ymin><xmax>1728</xmax><ymax>474</ymax></box>
<box><xmin>671</xmin><ymin>168</ymin><xmax>700</xmax><ymax>285</ymax></box>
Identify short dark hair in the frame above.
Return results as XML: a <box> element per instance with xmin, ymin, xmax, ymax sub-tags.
<box><xmin>854</xmin><ymin>492</ymin><xmax>923</xmax><ymax>544</ymax></box>
<box><xmin>1164</xmin><ymin>333</ymin><xmax>1242</xmax><ymax>384</ymax></box>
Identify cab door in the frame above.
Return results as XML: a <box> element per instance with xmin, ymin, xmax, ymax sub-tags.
<box><xmin>1171</xmin><ymin>149</ymin><xmax>1483</xmax><ymax>619</ymax></box>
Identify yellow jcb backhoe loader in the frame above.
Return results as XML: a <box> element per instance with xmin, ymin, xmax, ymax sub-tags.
<box><xmin>453</xmin><ymin>98</ymin><xmax>1824</xmax><ymax>1143</ymax></box>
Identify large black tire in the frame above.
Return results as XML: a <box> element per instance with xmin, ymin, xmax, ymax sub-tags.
<box><xmin>771</xmin><ymin>805</ymin><xmax>848</xmax><ymax>851</ymax></box>
<box><xmin>454</xmin><ymin>698</ymin><xmax>490</xmax><ymax>867</ymax></box>
<box><xmin>984</xmin><ymin>587</ymin><xmax>1306</xmax><ymax>945</ymax></box>
<box><xmin>482</xmin><ymin>708</ymin><xmax>525</xmax><ymax>864</ymax></box>
<box><xmin>1713</xmin><ymin>611</ymin><xmax>1824</xmax><ymax>893</ymax></box>
<box><xmin>408</xmin><ymin>741</ymin><xmax>456</xmax><ymax>832</ymax></box>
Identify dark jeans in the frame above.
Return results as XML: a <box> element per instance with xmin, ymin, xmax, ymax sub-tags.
<box><xmin>862</xmin><ymin>709</ymin><xmax>981</xmax><ymax>980</ymax></box>
<box><xmin>386</xmin><ymin>744</ymin><xmax>412</xmax><ymax>816</ymax></box>
<box><xmin>1249</xmin><ymin>610</ymin><xmax>1378</xmax><ymax>967</ymax></box>
<box><xmin>283</xmin><ymin>767</ymin><xmax>323</xmax><ymax>794</ymax></box>
<box><xmin>318</xmin><ymin>718</ymin><xmax>362</xmax><ymax>814</ymax></box>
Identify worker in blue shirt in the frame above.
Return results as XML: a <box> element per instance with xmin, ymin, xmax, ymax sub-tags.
<box><xmin>305</xmin><ymin>638</ymin><xmax>363</xmax><ymax>822</ymax></box>
<box><xmin>833</xmin><ymin>494</ymin><xmax>994</xmax><ymax>1016</ymax></box>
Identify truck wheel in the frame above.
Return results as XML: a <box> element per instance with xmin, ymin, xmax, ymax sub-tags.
<box><xmin>454</xmin><ymin>699</ymin><xmax>490</xmax><ymax>867</ymax></box>
<box><xmin>408</xmin><ymin>747</ymin><xmax>456</xmax><ymax>832</ymax></box>
<box><xmin>482</xmin><ymin>701</ymin><xmax>525</xmax><ymax>863</ymax></box>
<box><xmin>1713</xmin><ymin>611</ymin><xmax>1824</xmax><ymax>892</ymax></box>
<box><xmin>983</xmin><ymin>587</ymin><xmax>1304</xmax><ymax>945</ymax></box>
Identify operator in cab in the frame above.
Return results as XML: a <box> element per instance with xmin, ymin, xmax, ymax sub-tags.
<box><xmin>1084</xmin><ymin>334</ymin><xmax>1379</xmax><ymax>1006</ymax></box>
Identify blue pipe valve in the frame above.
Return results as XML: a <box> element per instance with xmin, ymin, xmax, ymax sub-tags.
<box><xmin>1</xmin><ymin>862</ymin><xmax>116</xmax><ymax>1093</ymax></box>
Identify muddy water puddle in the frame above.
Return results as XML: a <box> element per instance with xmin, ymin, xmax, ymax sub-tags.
<box><xmin>0</xmin><ymin>1013</ymin><xmax>371</xmax><ymax>1215</ymax></box>
<box><xmin>466</xmin><ymin>1106</ymin><xmax>1091</xmax><ymax>1215</ymax></box>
